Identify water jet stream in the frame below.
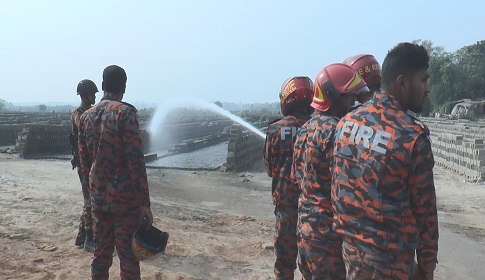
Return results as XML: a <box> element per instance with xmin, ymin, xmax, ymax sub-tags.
<box><xmin>149</xmin><ymin>97</ymin><xmax>266</xmax><ymax>139</ymax></box>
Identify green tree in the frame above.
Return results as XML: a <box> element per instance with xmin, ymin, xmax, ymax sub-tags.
<box><xmin>38</xmin><ymin>104</ymin><xmax>47</xmax><ymax>111</ymax></box>
<box><xmin>421</xmin><ymin>97</ymin><xmax>432</xmax><ymax>117</ymax></box>
<box><xmin>138</xmin><ymin>107</ymin><xmax>155</xmax><ymax>118</ymax></box>
<box><xmin>414</xmin><ymin>39</ymin><xmax>445</xmax><ymax>57</ymax></box>
<box><xmin>417</xmin><ymin>39</ymin><xmax>485</xmax><ymax>114</ymax></box>
<box><xmin>455</xmin><ymin>40</ymin><xmax>485</xmax><ymax>101</ymax></box>
<box><xmin>214</xmin><ymin>101</ymin><xmax>223</xmax><ymax>108</ymax></box>
<box><xmin>260</xmin><ymin>107</ymin><xmax>270</xmax><ymax>115</ymax></box>
<box><xmin>0</xmin><ymin>98</ymin><xmax>7</xmax><ymax>112</ymax></box>
<box><xmin>415</xmin><ymin>40</ymin><xmax>465</xmax><ymax>113</ymax></box>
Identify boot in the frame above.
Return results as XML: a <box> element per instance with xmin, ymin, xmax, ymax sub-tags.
<box><xmin>75</xmin><ymin>225</ymin><xmax>86</xmax><ymax>247</ymax></box>
<box><xmin>84</xmin><ymin>229</ymin><xmax>95</xmax><ymax>253</ymax></box>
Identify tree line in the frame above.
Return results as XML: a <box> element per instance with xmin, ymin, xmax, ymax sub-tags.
<box><xmin>417</xmin><ymin>39</ymin><xmax>485</xmax><ymax>116</ymax></box>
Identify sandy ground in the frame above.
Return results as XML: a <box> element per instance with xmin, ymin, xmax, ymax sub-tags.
<box><xmin>0</xmin><ymin>152</ymin><xmax>484</xmax><ymax>280</ymax></box>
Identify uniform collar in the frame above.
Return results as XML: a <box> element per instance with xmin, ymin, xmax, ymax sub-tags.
<box><xmin>315</xmin><ymin>110</ymin><xmax>339</xmax><ymax>120</ymax></box>
<box><xmin>375</xmin><ymin>93</ymin><xmax>408</xmax><ymax>111</ymax></box>
<box><xmin>79</xmin><ymin>103</ymin><xmax>91</xmax><ymax>111</ymax></box>
<box><xmin>101</xmin><ymin>97</ymin><xmax>118</xmax><ymax>102</ymax></box>
<box><xmin>290</xmin><ymin>110</ymin><xmax>312</xmax><ymax>120</ymax></box>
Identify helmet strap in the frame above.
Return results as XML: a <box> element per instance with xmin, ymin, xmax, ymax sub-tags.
<box><xmin>321</xmin><ymin>81</ymin><xmax>350</xmax><ymax>118</ymax></box>
<box><xmin>321</xmin><ymin>80</ymin><xmax>341</xmax><ymax>104</ymax></box>
<box><xmin>321</xmin><ymin>80</ymin><xmax>341</xmax><ymax>105</ymax></box>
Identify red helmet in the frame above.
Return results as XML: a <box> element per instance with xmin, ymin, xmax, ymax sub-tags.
<box><xmin>279</xmin><ymin>76</ymin><xmax>314</xmax><ymax>116</ymax></box>
<box><xmin>344</xmin><ymin>54</ymin><xmax>381</xmax><ymax>92</ymax></box>
<box><xmin>311</xmin><ymin>63</ymin><xmax>369</xmax><ymax>112</ymax></box>
<box><xmin>132</xmin><ymin>219</ymin><xmax>169</xmax><ymax>261</ymax></box>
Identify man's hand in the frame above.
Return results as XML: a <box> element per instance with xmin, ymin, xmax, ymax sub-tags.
<box><xmin>415</xmin><ymin>271</ymin><xmax>433</xmax><ymax>280</ymax></box>
<box><xmin>413</xmin><ymin>262</ymin><xmax>434</xmax><ymax>280</ymax></box>
<box><xmin>141</xmin><ymin>207</ymin><xmax>153</xmax><ymax>228</ymax></box>
<box><xmin>70</xmin><ymin>155</ymin><xmax>79</xmax><ymax>170</ymax></box>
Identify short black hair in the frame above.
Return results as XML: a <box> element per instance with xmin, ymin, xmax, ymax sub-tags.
<box><xmin>381</xmin><ymin>43</ymin><xmax>429</xmax><ymax>91</ymax></box>
<box><xmin>102</xmin><ymin>65</ymin><xmax>127</xmax><ymax>94</ymax></box>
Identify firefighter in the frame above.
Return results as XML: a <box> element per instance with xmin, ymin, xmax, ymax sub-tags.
<box><xmin>292</xmin><ymin>63</ymin><xmax>369</xmax><ymax>279</ymax></box>
<box><xmin>70</xmin><ymin>79</ymin><xmax>98</xmax><ymax>252</ymax></box>
<box><xmin>332</xmin><ymin>42</ymin><xmax>438</xmax><ymax>280</ymax></box>
<box><xmin>263</xmin><ymin>76</ymin><xmax>314</xmax><ymax>279</ymax></box>
<box><xmin>78</xmin><ymin>65</ymin><xmax>153</xmax><ymax>279</ymax></box>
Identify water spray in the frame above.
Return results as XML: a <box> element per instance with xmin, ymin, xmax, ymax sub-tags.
<box><xmin>149</xmin><ymin>97</ymin><xmax>266</xmax><ymax>139</ymax></box>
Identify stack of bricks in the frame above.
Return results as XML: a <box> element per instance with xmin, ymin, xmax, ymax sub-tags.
<box><xmin>0</xmin><ymin>112</ymin><xmax>71</xmax><ymax>125</ymax></box>
<box><xmin>226</xmin><ymin>124</ymin><xmax>265</xmax><ymax>171</ymax></box>
<box><xmin>170</xmin><ymin>132</ymin><xmax>229</xmax><ymax>153</ymax></box>
<box><xmin>15</xmin><ymin>128</ymin><xmax>30</xmax><ymax>155</ymax></box>
<box><xmin>422</xmin><ymin>118</ymin><xmax>485</xmax><ymax>182</ymax></box>
<box><xmin>0</xmin><ymin>124</ymin><xmax>25</xmax><ymax>146</ymax></box>
<box><xmin>15</xmin><ymin>124</ymin><xmax>71</xmax><ymax>158</ymax></box>
<box><xmin>161</xmin><ymin>120</ymin><xmax>232</xmax><ymax>144</ymax></box>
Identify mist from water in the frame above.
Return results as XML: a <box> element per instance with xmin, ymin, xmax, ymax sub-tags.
<box><xmin>149</xmin><ymin>97</ymin><xmax>266</xmax><ymax>139</ymax></box>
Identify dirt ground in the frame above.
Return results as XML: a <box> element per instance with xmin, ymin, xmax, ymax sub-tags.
<box><xmin>0</xmin><ymin>152</ymin><xmax>484</xmax><ymax>280</ymax></box>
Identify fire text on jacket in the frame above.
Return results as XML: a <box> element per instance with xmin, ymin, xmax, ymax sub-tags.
<box><xmin>337</xmin><ymin>121</ymin><xmax>391</xmax><ymax>154</ymax></box>
<box><xmin>280</xmin><ymin>126</ymin><xmax>299</xmax><ymax>141</ymax></box>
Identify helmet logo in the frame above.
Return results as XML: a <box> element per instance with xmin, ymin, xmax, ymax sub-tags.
<box><xmin>357</xmin><ymin>63</ymin><xmax>380</xmax><ymax>77</ymax></box>
<box><xmin>315</xmin><ymin>84</ymin><xmax>324</xmax><ymax>101</ymax></box>
<box><xmin>280</xmin><ymin>80</ymin><xmax>297</xmax><ymax>102</ymax></box>
<box><xmin>346</xmin><ymin>73</ymin><xmax>363</xmax><ymax>91</ymax></box>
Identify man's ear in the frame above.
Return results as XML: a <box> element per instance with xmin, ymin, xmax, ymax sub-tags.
<box><xmin>396</xmin><ymin>74</ymin><xmax>409</xmax><ymax>92</ymax></box>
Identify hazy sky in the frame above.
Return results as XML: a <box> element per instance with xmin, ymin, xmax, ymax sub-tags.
<box><xmin>1</xmin><ymin>0</ymin><xmax>484</xmax><ymax>106</ymax></box>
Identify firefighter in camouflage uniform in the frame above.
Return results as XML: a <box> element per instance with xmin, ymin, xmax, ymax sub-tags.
<box><xmin>292</xmin><ymin>63</ymin><xmax>369</xmax><ymax>279</ymax></box>
<box><xmin>332</xmin><ymin>43</ymin><xmax>439</xmax><ymax>280</ymax></box>
<box><xmin>263</xmin><ymin>76</ymin><xmax>314</xmax><ymax>280</ymax></box>
<box><xmin>70</xmin><ymin>79</ymin><xmax>98</xmax><ymax>252</ymax></box>
<box><xmin>79</xmin><ymin>65</ymin><xmax>153</xmax><ymax>280</ymax></box>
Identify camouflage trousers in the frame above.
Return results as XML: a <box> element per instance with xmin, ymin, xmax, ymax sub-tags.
<box><xmin>342</xmin><ymin>240</ymin><xmax>415</xmax><ymax>280</ymax></box>
<box><xmin>91</xmin><ymin>206</ymin><xmax>142</xmax><ymax>280</ymax></box>
<box><xmin>79</xmin><ymin>206</ymin><xmax>93</xmax><ymax>231</ymax></box>
<box><xmin>76</xmin><ymin>168</ymin><xmax>92</xmax><ymax>231</ymax></box>
<box><xmin>297</xmin><ymin>231</ymin><xmax>346</xmax><ymax>280</ymax></box>
<box><xmin>274</xmin><ymin>206</ymin><xmax>298</xmax><ymax>280</ymax></box>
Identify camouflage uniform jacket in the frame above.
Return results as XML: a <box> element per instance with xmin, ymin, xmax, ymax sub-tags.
<box><xmin>331</xmin><ymin>93</ymin><xmax>438</xmax><ymax>273</ymax></box>
<box><xmin>71</xmin><ymin>105</ymin><xmax>90</xmax><ymax>167</ymax></box>
<box><xmin>71</xmin><ymin>105</ymin><xmax>87</xmax><ymax>137</ymax></box>
<box><xmin>78</xmin><ymin>98</ymin><xmax>150</xmax><ymax>212</ymax></box>
<box><xmin>292</xmin><ymin>111</ymin><xmax>339</xmax><ymax>239</ymax></box>
<box><xmin>263</xmin><ymin>112</ymin><xmax>311</xmax><ymax>208</ymax></box>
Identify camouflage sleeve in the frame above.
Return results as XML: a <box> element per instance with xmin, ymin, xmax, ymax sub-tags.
<box><xmin>291</xmin><ymin>128</ymin><xmax>306</xmax><ymax>185</ymax></box>
<box><xmin>70</xmin><ymin>110</ymin><xmax>76</xmax><ymax>133</ymax></box>
<box><xmin>71</xmin><ymin>109</ymin><xmax>83</xmax><ymax>159</ymax></box>
<box><xmin>409</xmin><ymin>133</ymin><xmax>438</xmax><ymax>273</ymax></box>
<box><xmin>290</xmin><ymin>143</ymin><xmax>298</xmax><ymax>184</ymax></box>
<box><xmin>263</xmin><ymin>133</ymin><xmax>273</xmax><ymax>177</ymax></box>
<box><xmin>121</xmin><ymin>109</ymin><xmax>151</xmax><ymax>208</ymax></box>
<box><xmin>78</xmin><ymin>114</ymin><xmax>91</xmax><ymax>192</ymax></box>
<box><xmin>72</xmin><ymin>110</ymin><xmax>82</xmax><ymax>132</ymax></box>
